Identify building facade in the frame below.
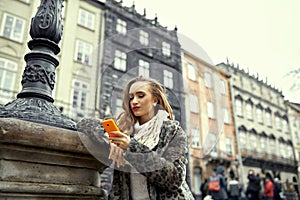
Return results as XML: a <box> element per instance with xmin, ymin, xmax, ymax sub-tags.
<box><xmin>181</xmin><ymin>40</ymin><xmax>236</xmax><ymax>197</ymax></box>
<box><xmin>217</xmin><ymin>62</ymin><xmax>297</xmax><ymax>187</ymax></box>
<box><xmin>0</xmin><ymin>0</ymin><xmax>39</xmax><ymax>105</ymax></box>
<box><xmin>0</xmin><ymin>0</ymin><xmax>106</xmax><ymax>122</ymax></box>
<box><xmin>99</xmin><ymin>0</ymin><xmax>186</xmax><ymax>129</ymax></box>
<box><xmin>286</xmin><ymin>101</ymin><xmax>300</xmax><ymax>192</ymax></box>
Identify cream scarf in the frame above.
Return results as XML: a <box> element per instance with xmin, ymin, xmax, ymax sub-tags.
<box><xmin>130</xmin><ymin>109</ymin><xmax>169</xmax><ymax>200</ymax></box>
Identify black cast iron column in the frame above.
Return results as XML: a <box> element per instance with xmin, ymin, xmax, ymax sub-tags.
<box><xmin>0</xmin><ymin>0</ymin><xmax>76</xmax><ymax>130</ymax></box>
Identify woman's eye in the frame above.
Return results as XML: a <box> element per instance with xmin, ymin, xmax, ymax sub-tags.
<box><xmin>138</xmin><ymin>94</ymin><xmax>144</xmax><ymax>98</ymax></box>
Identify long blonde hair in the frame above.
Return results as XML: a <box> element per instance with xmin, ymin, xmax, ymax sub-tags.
<box><xmin>116</xmin><ymin>76</ymin><xmax>173</xmax><ymax>135</ymax></box>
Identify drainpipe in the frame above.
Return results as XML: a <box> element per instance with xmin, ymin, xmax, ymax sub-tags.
<box><xmin>229</xmin><ymin>77</ymin><xmax>245</xmax><ymax>186</ymax></box>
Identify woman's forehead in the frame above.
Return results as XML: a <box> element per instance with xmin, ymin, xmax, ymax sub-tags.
<box><xmin>129</xmin><ymin>81</ymin><xmax>150</xmax><ymax>94</ymax></box>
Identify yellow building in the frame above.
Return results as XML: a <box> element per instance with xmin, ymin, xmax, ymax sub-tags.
<box><xmin>180</xmin><ymin>35</ymin><xmax>237</xmax><ymax>196</ymax></box>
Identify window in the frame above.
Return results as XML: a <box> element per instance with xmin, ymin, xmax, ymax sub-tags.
<box><xmin>116</xmin><ymin>18</ymin><xmax>126</xmax><ymax>34</ymax></box>
<box><xmin>187</xmin><ymin>63</ymin><xmax>197</xmax><ymax>81</ymax></box>
<box><xmin>138</xmin><ymin>59</ymin><xmax>149</xmax><ymax>77</ymax></box>
<box><xmin>207</xmin><ymin>101</ymin><xmax>215</xmax><ymax>119</ymax></box>
<box><xmin>139</xmin><ymin>30</ymin><xmax>149</xmax><ymax>46</ymax></box>
<box><xmin>287</xmin><ymin>145</ymin><xmax>293</xmax><ymax>159</ymax></box>
<box><xmin>209</xmin><ymin>133</ymin><xmax>217</xmax><ymax>156</ymax></box>
<box><xmin>235</xmin><ymin>99</ymin><xmax>243</xmax><ymax>116</ymax></box>
<box><xmin>279</xmin><ymin>142</ymin><xmax>285</xmax><ymax>158</ymax></box>
<box><xmin>275</xmin><ymin>115</ymin><xmax>281</xmax><ymax>130</ymax></box>
<box><xmin>191</xmin><ymin>128</ymin><xmax>200</xmax><ymax>148</ymax></box>
<box><xmin>266</xmin><ymin>111</ymin><xmax>272</xmax><ymax>127</ymax></box>
<box><xmin>250</xmin><ymin>134</ymin><xmax>257</xmax><ymax>149</ymax></box>
<box><xmin>239</xmin><ymin>129</ymin><xmax>247</xmax><ymax>147</ymax></box>
<box><xmin>115</xmin><ymin>98</ymin><xmax>123</xmax><ymax>117</ymax></box>
<box><xmin>269</xmin><ymin>139</ymin><xmax>276</xmax><ymax>155</ymax></box>
<box><xmin>0</xmin><ymin>58</ymin><xmax>17</xmax><ymax>104</ymax></box>
<box><xmin>189</xmin><ymin>94</ymin><xmax>199</xmax><ymax>113</ymax></box>
<box><xmin>260</xmin><ymin>137</ymin><xmax>266</xmax><ymax>152</ymax></box>
<box><xmin>1</xmin><ymin>13</ymin><xmax>25</xmax><ymax>42</ymax></box>
<box><xmin>246</xmin><ymin>102</ymin><xmax>253</xmax><ymax>120</ymax></box>
<box><xmin>78</xmin><ymin>9</ymin><xmax>95</xmax><ymax>30</ymax></box>
<box><xmin>72</xmin><ymin>81</ymin><xmax>89</xmax><ymax>118</ymax></box>
<box><xmin>223</xmin><ymin>108</ymin><xmax>230</xmax><ymax>124</ymax></box>
<box><xmin>75</xmin><ymin>40</ymin><xmax>92</xmax><ymax>65</ymax></box>
<box><xmin>220</xmin><ymin>79</ymin><xmax>227</xmax><ymax>94</ymax></box>
<box><xmin>163</xmin><ymin>70</ymin><xmax>173</xmax><ymax>89</ymax></box>
<box><xmin>162</xmin><ymin>42</ymin><xmax>171</xmax><ymax>57</ymax></box>
<box><xmin>256</xmin><ymin>106</ymin><xmax>263</xmax><ymax>124</ymax></box>
<box><xmin>114</xmin><ymin>50</ymin><xmax>126</xmax><ymax>71</ymax></box>
<box><xmin>226</xmin><ymin>137</ymin><xmax>233</xmax><ymax>156</ymax></box>
<box><xmin>19</xmin><ymin>0</ymin><xmax>30</xmax><ymax>3</ymax></box>
<box><xmin>204</xmin><ymin>72</ymin><xmax>213</xmax><ymax>88</ymax></box>
<box><xmin>283</xmin><ymin>119</ymin><xmax>288</xmax><ymax>133</ymax></box>
<box><xmin>296</xmin><ymin>132</ymin><xmax>300</xmax><ymax>145</ymax></box>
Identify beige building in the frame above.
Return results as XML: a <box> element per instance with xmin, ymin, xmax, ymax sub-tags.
<box><xmin>180</xmin><ymin>36</ymin><xmax>237</xmax><ymax>196</ymax></box>
<box><xmin>286</xmin><ymin>102</ymin><xmax>300</xmax><ymax>188</ymax></box>
<box><xmin>0</xmin><ymin>0</ymin><xmax>105</xmax><ymax>121</ymax></box>
<box><xmin>217</xmin><ymin>62</ymin><xmax>297</xmax><ymax>187</ymax></box>
<box><xmin>0</xmin><ymin>0</ymin><xmax>39</xmax><ymax>105</ymax></box>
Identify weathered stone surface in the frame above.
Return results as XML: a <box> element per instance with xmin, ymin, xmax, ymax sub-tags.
<box><xmin>0</xmin><ymin>118</ymin><xmax>106</xmax><ymax>199</ymax></box>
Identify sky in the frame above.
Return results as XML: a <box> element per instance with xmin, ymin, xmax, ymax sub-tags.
<box><xmin>121</xmin><ymin>0</ymin><xmax>300</xmax><ymax>102</ymax></box>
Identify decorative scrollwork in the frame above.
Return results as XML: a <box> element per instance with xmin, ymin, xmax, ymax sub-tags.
<box><xmin>21</xmin><ymin>64</ymin><xmax>55</xmax><ymax>90</ymax></box>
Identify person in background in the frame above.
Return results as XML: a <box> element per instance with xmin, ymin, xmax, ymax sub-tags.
<box><xmin>273</xmin><ymin>177</ymin><xmax>282</xmax><ymax>200</ymax></box>
<box><xmin>209</xmin><ymin>165</ymin><xmax>228</xmax><ymax>200</ymax></box>
<box><xmin>227</xmin><ymin>177</ymin><xmax>240</xmax><ymax>200</ymax></box>
<box><xmin>200</xmin><ymin>178</ymin><xmax>209</xmax><ymax>200</ymax></box>
<box><xmin>246</xmin><ymin>169</ymin><xmax>261</xmax><ymax>200</ymax></box>
<box><xmin>264</xmin><ymin>173</ymin><xmax>274</xmax><ymax>200</ymax></box>
<box><xmin>77</xmin><ymin>76</ymin><xmax>194</xmax><ymax>199</ymax></box>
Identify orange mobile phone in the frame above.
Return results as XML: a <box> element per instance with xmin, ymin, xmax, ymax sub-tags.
<box><xmin>101</xmin><ymin>118</ymin><xmax>120</xmax><ymax>137</ymax></box>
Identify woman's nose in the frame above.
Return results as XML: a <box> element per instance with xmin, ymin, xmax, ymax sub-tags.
<box><xmin>132</xmin><ymin>96</ymin><xmax>138</xmax><ymax>104</ymax></box>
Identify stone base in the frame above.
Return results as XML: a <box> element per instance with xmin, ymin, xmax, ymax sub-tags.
<box><xmin>0</xmin><ymin>118</ymin><xmax>106</xmax><ymax>199</ymax></box>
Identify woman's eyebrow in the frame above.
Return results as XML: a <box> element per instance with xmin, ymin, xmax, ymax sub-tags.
<box><xmin>129</xmin><ymin>91</ymin><xmax>145</xmax><ymax>95</ymax></box>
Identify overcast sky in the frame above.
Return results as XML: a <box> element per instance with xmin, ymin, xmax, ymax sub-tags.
<box><xmin>121</xmin><ymin>0</ymin><xmax>300</xmax><ymax>102</ymax></box>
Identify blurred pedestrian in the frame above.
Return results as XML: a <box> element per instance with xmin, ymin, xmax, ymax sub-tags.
<box><xmin>208</xmin><ymin>165</ymin><xmax>228</xmax><ymax>200</ymax></box>
<box><xmin>264</xmin><ymin>173</ymin><xmax>274</xmax><ymax>200</ymax></box>
<box><xmin>273</xmin><ymin>177</ymin><xmax>282</xmax><ymax>200</ymax></box>
<box><xmin>228</xmin><ymin>177</ymin><xmax>240</xmax><ymax>200</ymax></box>
<box><xmin>246</xmin><ymin>169</ymin><xmax>261</xmax><ymax>200</ymax></box>
<box><xmin>201</xmin><ymin>178</ymin><xmax>209</xmax><ymax>200</ymax></box>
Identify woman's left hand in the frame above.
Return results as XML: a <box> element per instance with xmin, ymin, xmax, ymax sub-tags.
<box><xmin>109</xmin><ymin>131</ymin><xmax>130</xmax><ymax>151</ymax></box>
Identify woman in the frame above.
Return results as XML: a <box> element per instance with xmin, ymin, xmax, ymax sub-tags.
<box><xmin>77</xmin><ymin>76</ymin><xmax>194</xmax><ymax>199</ymax></box>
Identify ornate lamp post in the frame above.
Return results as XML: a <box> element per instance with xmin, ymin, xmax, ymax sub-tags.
<box><xmin>0</xmin><ymin>0</ymin><xmax>76</xmax><ymax>130</ymax></box>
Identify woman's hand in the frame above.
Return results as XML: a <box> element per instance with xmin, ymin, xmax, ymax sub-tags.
<box><xmin>109</xmin><ymin>131</ymin><xmax>130</xmax><ymax>151</ymax></box>
<box><xmin>109</xmin><ymin>143</ymin><xmax>126</xmax><ymax>168</ymax></box>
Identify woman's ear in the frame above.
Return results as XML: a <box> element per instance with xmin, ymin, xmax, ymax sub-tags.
<box><xmin>153</xmin><ymin>97</ymin><xmax>158</xmax><ymax>106</ymax></box>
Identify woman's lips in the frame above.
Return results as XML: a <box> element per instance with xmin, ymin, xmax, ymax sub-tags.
<box><xmin>132</xmin><ymin>106</ymin><xmax>140</xmax><ymax>111</ymax></box>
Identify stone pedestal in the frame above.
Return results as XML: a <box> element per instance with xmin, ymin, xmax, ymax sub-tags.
<box><xmin>0</xmin><ymin>118</ymin><xmax>106</xmax><ymax>199</ymax></box>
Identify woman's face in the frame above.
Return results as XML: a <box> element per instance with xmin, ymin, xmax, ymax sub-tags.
<box><xmin>129</xmin><ymin>81</ymin><xmax>157</xmax><ymax>124</ymax></box>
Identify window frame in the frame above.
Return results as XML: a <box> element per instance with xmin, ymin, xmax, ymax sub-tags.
<box><xmin>114</xmin><ymin>49</ymin><xmax>127</xmax><ymax>71</ymax></box>
<box><xmin>0</xmin><ymin>13</ymin><xmax>25</xmax><ymax>42</ymax></box>
<box><xmin>78</xmin><ymin>8</ymin><xmax>95</xmax><ymax>30</ymax></box>
<box><xmin>116</xmin><ymin>18</ymin><xmax>127</xmax><ymax>35</ymax></box>
<box><xmin>74</xmin><ymin>40</ymin><xmax>93</xmax><ymax>65</ymax></box>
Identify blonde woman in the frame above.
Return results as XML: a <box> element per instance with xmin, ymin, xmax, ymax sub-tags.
<box><xmin>77</xmin><ymin>76</ymin><xmax>194</xmax><ymax>200</ymax></box>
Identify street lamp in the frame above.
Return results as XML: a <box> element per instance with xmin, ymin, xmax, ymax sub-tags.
<box><xmin>0</xmin><ymin>0</ymin><xmax>76</xmax><ymax>130</ymax></box>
